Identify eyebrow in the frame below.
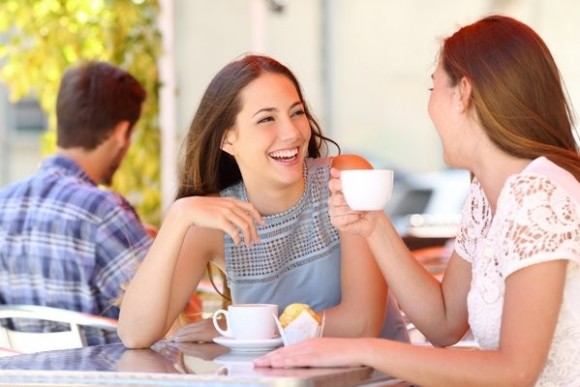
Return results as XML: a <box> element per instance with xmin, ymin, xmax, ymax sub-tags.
<box><xmin>252</xmin><ymin>107</ymin><xmax>275</xmax><ymax>118</ymax></box>
<box><xmin>251</xmin><ymin>101</ymin><xmax>303</xmax><ymax>118</ymax></box>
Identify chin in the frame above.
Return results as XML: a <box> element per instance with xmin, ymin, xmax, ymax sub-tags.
<box><xmin>278</xmin><ymin>166</ymin><xmax>304</xmax><ymax>184</ymax></box>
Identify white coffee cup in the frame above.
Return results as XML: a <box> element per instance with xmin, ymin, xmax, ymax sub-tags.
<box><xmin>212</xmin><ymin>303</ymin><xmax>278</xmax><ymax>340</ymax></box>
<box><xmin>340</xmin><ymin>169</ymin><xmax>394</xmax><ymax>211</ymax></box>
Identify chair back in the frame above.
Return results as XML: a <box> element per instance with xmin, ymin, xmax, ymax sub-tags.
<box><xmin>0</xmin><ymin>305</ymin><xmax>117</xmax><ymax>354</ymax></box>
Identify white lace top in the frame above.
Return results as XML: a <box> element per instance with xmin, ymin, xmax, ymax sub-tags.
<box><xmin>455</xmin><ymin>157</ymin><xmax>580</xmax><ymax>386</ymax></box>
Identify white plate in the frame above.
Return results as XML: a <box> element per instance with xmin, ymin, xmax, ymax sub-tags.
<box><xmin>213</xmin><ymin>336</ymin><xmax>283</xmax><ymax>352</ymax></box>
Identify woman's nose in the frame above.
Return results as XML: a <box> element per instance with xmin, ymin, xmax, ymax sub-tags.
<box><xmin>278</xmin><ymin>117</ymin><xmax>300</xmax><ymax>140</ymax></box>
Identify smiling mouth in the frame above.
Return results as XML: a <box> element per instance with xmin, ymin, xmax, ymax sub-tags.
<box><xmin>269</xmin><ymin>148</ymin><xmax>299</xmax><ymax>161</ymax></box>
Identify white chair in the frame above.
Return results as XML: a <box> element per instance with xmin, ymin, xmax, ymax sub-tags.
<box><xmin>0</xmin><ymin>305</ymin><xmax>118</xmax><ymax>354</ymax></box>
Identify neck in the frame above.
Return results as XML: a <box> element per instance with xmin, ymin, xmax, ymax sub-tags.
<box><xmin>56</xmin><ymin>147</ymin><xmax>106</xmax><ymax>185</ymax></box>
<box><xmin>471</xmin><ymin>151</ymin><xmax>532</xmax><ymax>213</ymax></box>
<box><xmin>243</xmin><ymin>177</ymin><xmax>306</xmax><ymax>216</ymax></box>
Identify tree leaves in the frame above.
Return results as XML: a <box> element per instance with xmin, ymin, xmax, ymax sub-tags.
<box><xmin>0</xmin><ymin>0</ymin><xmax>162</xmax><ymax>225</ymax></box>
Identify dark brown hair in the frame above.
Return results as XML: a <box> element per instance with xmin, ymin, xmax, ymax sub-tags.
<box><xmin>56</xmin><ymin>61</ymin><xmax>146</xmax><ymax>149</ymax></box>
<box><xmin>441</xmin><ymin>15</ymin><xmax>580</xmax><ymax>180</ymax></box>
<box><xmin>176</xmin><ymin>54</ymin><xmax>339</xmax><ymax>199</ymax></box>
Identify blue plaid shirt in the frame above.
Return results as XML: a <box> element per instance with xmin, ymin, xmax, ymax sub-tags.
<box><xmin>0</xmin><ymin>155</ymin><xmax>152</xmax><ymax>345</ymax></box>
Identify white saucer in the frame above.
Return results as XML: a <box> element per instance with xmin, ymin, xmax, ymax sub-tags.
<box><xmin>213</xmin><ymin>336</ymin><xmax>283</xmax><ymax>352</ymax></box>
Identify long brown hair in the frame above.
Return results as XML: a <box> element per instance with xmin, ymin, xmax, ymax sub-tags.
<box><xmin>442</xmin><ymin>15</ymin><xmax>580</xmax><ymax>180</ymax></box>
<box><xmin>176</xmin><ymin>54</ymin><xmax>339</xmax><ymax>199</ymax></box>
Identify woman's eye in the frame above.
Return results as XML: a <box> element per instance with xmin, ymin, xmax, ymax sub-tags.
<box><xmin>257</xmin><ymin>116</ymin><xmax>274</xmax><ymax>124</ymax></box>
<box><xmin>428</xmin><ymin>87</ymin><xmax>434</xmax><ymax>92</ymax></box>
<box><xmin>292</xmin><ymin>109</ymin><xmax>305</xmax><ymax>117</ymax></box>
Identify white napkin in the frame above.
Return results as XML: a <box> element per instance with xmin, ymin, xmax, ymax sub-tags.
<box><xmin>273</xmin><ymin>311</ymin><xmax>325</xmax><ymax>346</ymax></box>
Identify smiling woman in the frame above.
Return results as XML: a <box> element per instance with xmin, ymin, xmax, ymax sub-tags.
<box><xmin>254</xmin><ymin>15</ymin><xmax>580</xmax><ymax>387</ymax></box>
<box><xmin>117</xmin><ymin>54</ymin><xmax>409</xmax><ymax>349</ymax></box>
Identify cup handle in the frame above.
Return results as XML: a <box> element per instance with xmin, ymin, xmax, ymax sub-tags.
<box><xmin>212</xmin><ymin>309</ymin><xmax>231</xmax><ymax>337</ymax></box>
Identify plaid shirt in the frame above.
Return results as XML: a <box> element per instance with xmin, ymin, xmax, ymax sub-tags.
<box><xmin>0</xmin><ymin>155</ymin><xmax>152</xmax><ymax>345</ymax></box>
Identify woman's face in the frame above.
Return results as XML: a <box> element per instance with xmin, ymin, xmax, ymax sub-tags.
<box><xmin>427</xmin><ymin>62</ymin><xmax>467</xmax><ymax>168</ymax></box>
<box><xmin>222</xmin><ymin>72</ymin><xmax>311</xmax><ymax>189</ymax></box>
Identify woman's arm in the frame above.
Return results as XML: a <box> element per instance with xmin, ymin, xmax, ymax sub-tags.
<box><xmin>328</xmin><ymin>167</ymin><xmax>471</xmax><ymax>345</ymax></box>
<box><xmin>367</xmin><ymin>215</ymin><xmax>472</xmax><ymax>345</ymax></box>
<box><xmin>117</xmin><ymin>199</ymin><xmax>214</xmax><ymax>348</ymax></box>
<box><xmin>256</xmin><ymin>259</ymin><xmax>567</xmax><ymax>386</ymax></box>
<box><xmin>118</xmin><ymin>195</ymin><xmax>263</xmax><ymax>348</ymax></box>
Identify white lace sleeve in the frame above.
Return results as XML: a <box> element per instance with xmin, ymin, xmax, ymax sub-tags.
<box><xmin>455</xmin><ymin>179</ymin><xmax>491</xmax><ymax>263</ymax></box>
<box><xmin>497</xmin><ymin>174</ymin><xmax>580</xmax><ymax>277</ymax></box>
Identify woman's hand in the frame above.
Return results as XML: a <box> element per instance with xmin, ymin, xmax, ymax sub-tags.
<box><xmin>174</xmin><ymin>195</ymin><xmax>265</xmax><ymax>247</ymax></box>
<box><xmin>167</xmin><ymin>318</ymin><xmax>220</xmax><ymax>343</ymax></box>
<box><xmin>328</xmin><ymin>168</ymin><xmax>381</xmax><ymax>238</ymax></box>
<box><xmin>253</xmin><ymin>337</ymin><xmax>363</xmax><ymax>369</ymax></box>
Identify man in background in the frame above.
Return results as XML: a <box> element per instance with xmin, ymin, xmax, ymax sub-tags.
<box><xmin>0</xmin><ymin>61</ymin><xmax>153</xmax><ymax>345</ymax></box>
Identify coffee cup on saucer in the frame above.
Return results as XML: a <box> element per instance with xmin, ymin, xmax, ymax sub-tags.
<box><xmin>212</xmin><ymin>303</ymin><xmax>278</xmax><ymax>340</ymax></box>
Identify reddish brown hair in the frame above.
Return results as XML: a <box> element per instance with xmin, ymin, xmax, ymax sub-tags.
<box><xmin>442</xmin><ymin>15</ymin><xmax>580</xmax><ymax>180</ymax></box>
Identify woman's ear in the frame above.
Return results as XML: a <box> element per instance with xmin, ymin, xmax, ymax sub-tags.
<box><xmin>221</xmin><ymin>129</ymin><xmax>236</xmax><ymax>156</ymax></box>
<box><xmin>457</xmin><ymin>76</ymin><xmax>472</xmax><ymax>112</ymax></box>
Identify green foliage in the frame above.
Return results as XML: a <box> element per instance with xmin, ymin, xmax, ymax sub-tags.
<box><xmin>0</xmin><ymin>0</ymin><xmax>162</xmax><ymax>225</ymax></box>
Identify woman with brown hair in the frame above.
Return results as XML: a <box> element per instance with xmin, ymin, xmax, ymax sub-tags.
<box><xmin>256</xmin><ymin>15</ymin><xmax>580</xmax><ymax>386</ymax></box>
<box><xmin>118</xmin><ymin>54</ymin><xmax>408</xmax><ymax>348</ymax></box>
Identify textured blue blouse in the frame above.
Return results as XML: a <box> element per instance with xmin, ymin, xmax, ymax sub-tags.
<box><xmin>222</xmin><ymin>157</ymin><xmax>408</xmax><ymax>341</ymax></box>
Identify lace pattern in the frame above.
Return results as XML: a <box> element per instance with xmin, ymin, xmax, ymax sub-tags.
<box><xmin>501</xmin><ymin>175</ymin><xmax>580</xmax><ymax>275</ymax></box>
<box><xmin>455</xmin><ymin>158</ymin><xmax>580</xmax><ymax>385</ymax></box>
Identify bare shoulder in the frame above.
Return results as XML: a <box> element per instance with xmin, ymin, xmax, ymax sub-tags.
<box><xmin>331</xmin><ymin>154</ymin><xmax>374</xmax><ymax>170</ymax></box>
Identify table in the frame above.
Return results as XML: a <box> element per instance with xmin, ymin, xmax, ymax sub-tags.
<box><xmin>0</xmin><ymin>340</ymin><xmax>411</xmax><ymax>386</ymax></box>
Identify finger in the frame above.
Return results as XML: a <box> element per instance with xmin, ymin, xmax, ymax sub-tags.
<box><xmin>212</xmin><ymin>208</ymin><xmax>252</xmax><ymax>246</ymax></box>
<box><xmin>167</xmin><ymin>331</ymin><xmax>189</xmax><ymax>342</ymax></box>
<box><xmin>170</xmin><ymin>334</ymin><xmax>191</xmax><ymax>343</ymax></box>
<box><xmin>328</xmin><ymin>191</ymin><xmax>348</xmax><ymax>207</ymax></box>
<box><xmin>224</xmin><ymin>211</ymin><xmax>259</xmax><ymax>247</ymax></box>
<box><xmin>221</xmin><ymin>223</ymin><xmax>243</xmax><ymax>246</ymax></box>
<box><xmin>328</xmin><ymin>176</ymin><xmax>343</xmax><ymax>194</ymax></box>
<box><xmin>221</xmin><ymin>200</ymin><xmax>262</xmax><ymax>245</ymax></box>
<box><xmin>253</xmin><ymin>349</ymin><xmax>291</xmax><ymax>368</ymax></box>
<box><xmin>328</xmin><ymin>198</ymin><xmax>361</xmax><ymax>222</ymax></box>
<box><xmin>168</xmin><ymin>327</ymin><xmax>195</xmax><ymax>341</ymax></box>
<box><xmin>329</xmin><ymin>212</ymin><xmax>362</xmax><ymax>231</ymax></box>
<box><xmin>256</xmin><ymin>351</ymin><xmax>310</xmax><ymax>369</ymax></box>
<box><xmin>233</xmin><ymin>200</ymin><xmax>265</xmax><ymax>227</ymax></box>
<box><xmin>231</xmin><ymin>211</ymin><xmax>260</xmax><ymax>246</ymax></box>
<box><xmin>172</xmin><ymin>325</ymin><xmax>198</xmax><ymax>337</ymax></box>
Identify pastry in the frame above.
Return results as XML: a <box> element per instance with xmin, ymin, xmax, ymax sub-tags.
<box><xmin>279</xmin><ymin>303</ymin><xmax>321</xmax><ymax>328</ymax></box>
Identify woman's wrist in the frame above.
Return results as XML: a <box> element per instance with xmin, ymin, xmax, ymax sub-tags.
<box><xmin>169</xmin><ymin>197</ymin><xmax>199</xmax><ymax>228</ymax></box>
<box><xmin>366</xmin><ymin>213</ymin><xmax>390</xmax><ymax>246</ymax></box>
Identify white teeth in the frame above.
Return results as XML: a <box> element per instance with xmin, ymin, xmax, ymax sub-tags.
<box><xmin>270</xmin><ymin>148</ymin><xmax>298</xmax><ymax>159</ymax></box>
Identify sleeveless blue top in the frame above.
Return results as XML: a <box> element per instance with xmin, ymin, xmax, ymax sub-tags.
<box><xmin>221</xmin><ymin>157</ymin><xmax>408</xmax><ymax>341</ymax></box>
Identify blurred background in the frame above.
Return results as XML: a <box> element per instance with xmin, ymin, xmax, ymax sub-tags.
<box><xmin>1</xmin><ymin>0</ymin><xmax>578</xmax><ymax>240</ymax></box>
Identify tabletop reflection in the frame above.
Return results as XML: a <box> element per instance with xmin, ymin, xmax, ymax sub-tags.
<box><xmin>0</xmin><ymin>340</ymin><xmax>388</xmax><ymax>386</ymax></box>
